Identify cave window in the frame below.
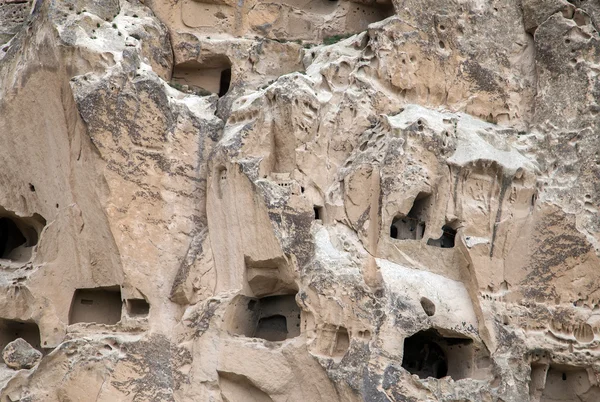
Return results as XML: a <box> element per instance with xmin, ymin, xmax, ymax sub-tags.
<box><xmin>0</xmin><ymin>319</ymin><xmax>42</xmax><ymax>352</ymax></box>
<box><xmin>219</xmin><ymin>68</ymin><xmax>231</xmax><ymax>97</ymax></box>
<box><xmin>402</xmin><ymin>329</ymin><xmax>473</xmax><ymax>380</ymax></box>
<box><xmin>390</xmin><ymin>193</ymin><xmax>430</xmax><ymax>240</ymax></box>
<box><xmin>69</xmin><ymin>287</ymin><xmax>122</xmax><ymax>325</ymax></box>
<box><xmin>126</xmin><ymin>299</ymin><xmax>150</xmax><ymax>317</ymax></box>
<box><xmin>426</xmin><ymin>225</ymin><xmax>457</xmax><ymax>248</ymax></box>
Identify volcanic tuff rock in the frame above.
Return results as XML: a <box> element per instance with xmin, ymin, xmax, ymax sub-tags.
<box><xmin>0</xmin><ymin>0</ymin><xmax>599</xmax><ymax>400</ymax></box>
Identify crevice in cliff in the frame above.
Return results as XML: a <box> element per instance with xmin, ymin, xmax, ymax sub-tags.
<box><xmin>490</xmin><ymin>173</ymin><xmax>513</xmax><ymax>257</ymax></box>
<box><xmin>215</xmin><ymin>165</ymin><xmax>227</xmax><ymax>199</ymax></box>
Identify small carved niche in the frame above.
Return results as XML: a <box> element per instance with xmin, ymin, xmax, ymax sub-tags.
<box><xmin>68</xmin><ymin>286</ymin><xmax>122</xmax><ymax>325</ymax></box>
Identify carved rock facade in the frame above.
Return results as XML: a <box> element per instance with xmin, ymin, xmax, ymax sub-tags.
<box><xmin>0</xmin><ymin>0</ymin><xmax>599</xmax><ymax>401</ymax></box>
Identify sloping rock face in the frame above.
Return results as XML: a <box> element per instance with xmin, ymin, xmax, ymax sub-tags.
<box><xmin>0</xmin><ymin>0</ymin><xmax>599</xmax><ymax>401</ymax></box>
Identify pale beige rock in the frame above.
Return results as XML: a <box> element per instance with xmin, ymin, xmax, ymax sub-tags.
<box><xmin>0</xmin><ymin>0</ymin><xmax>600</xmax><ymax>400</ymax></box>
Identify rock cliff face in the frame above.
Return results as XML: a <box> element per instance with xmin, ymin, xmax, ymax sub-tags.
<box><xmin>0</xmin><ymin>0</ymin><xmax>599</xmax><ymax>401</ymax></box>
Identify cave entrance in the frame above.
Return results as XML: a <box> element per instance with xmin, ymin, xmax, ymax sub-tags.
<box><xmin>0</xmin><ymin>319</ymin><xmax>42</xmax><ymax>352</ymax></box>
<box><xmin>0</xmin><ymin>218</ymin><xmax>26</xmax><ymax>259</ymax></box>
<box><xmin>402</xmin><ymin>329</ymin><xmax>474</xmax><ymax>380</ymax></box>
<box><xmin>68</xmin><ymin>286</ymin><xmax>122</xmax><ymax>325</ymax></box>
<box><xmin>402</xmin><ymin>331</ymin><xmax>448</xmax><ymax>379</ymax></box>
<box><xmin>171</xmin><ymin>56</ymin><xmax>232</xmax><ymax>97</ymax></box>
<box><xmin>390</xmin><ymin>193</ymin><xmax>431</xmax><ymax>240</ymax></box>
<box><xmin>0</xmin><ymin>209</ymin><xmax>45</xmax><ymax>262</ymax></box>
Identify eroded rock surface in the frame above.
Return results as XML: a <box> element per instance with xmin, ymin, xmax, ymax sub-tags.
<box><xmin>0</xmin><ymin>0</ymin><xmax>599</xmax><ymax>400</ymax></box>
<box><xmin>2</xmin><ymin>339</ymin><xmax>41</xmax><ymax>370</ymax></box>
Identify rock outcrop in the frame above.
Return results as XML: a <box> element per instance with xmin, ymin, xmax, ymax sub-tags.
<box><xmin>0</xmin><ymin>0</ymin><xmax>599</xmax><ymax>401</ymax></box>
<box><xmin>2</xmin><ymin>339</ymin><xmax>42</xmax><ymax>370</ymax></box>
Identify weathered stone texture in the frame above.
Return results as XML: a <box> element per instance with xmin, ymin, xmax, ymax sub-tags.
<box><xmin>0</xmin><ymin>0</ymin><xmax>599</xmax><ymax>400</ymax></box>
<box><xmin>2</xmin><ymin>338</ymin><xmax>41</xmax><ymax>370</ymax></box>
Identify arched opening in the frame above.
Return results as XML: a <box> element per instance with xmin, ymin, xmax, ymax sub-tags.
<box><xmin>390</xmin><ymin>193</ymin><xmax>431</xmax><ymax>240</ymax></box>
<box><xmin>0</xmin><ymin>209</ymin><xmax>45</xmax><ymax>262</ymax></box>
